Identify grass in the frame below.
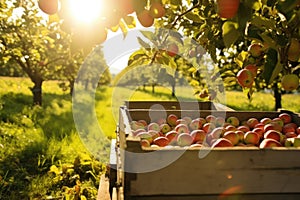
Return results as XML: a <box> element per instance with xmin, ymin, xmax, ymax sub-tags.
<box><xmin>0</xmin><ymin>76</ymin><xmax>300</xmax><ymax>199</ymax></box>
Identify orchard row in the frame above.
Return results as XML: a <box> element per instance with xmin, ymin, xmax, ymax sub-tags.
<box><xmin>130</xmin><ymin>112</ymin><xmax>300</xmax><ymax>149</ymax></box>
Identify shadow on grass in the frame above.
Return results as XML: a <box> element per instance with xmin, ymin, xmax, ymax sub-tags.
<box><xmin>139</xmin><ymin>87</ymin><xmax>196</xmax><ymax>101</ymax></box>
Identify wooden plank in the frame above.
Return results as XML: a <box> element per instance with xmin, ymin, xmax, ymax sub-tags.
<box><xmin>97</xmin><ymin>174</ymin><xmax>111</xmax><ymax>200</ymax></box>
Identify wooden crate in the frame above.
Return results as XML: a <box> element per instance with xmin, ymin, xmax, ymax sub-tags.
<box><xmin>116</xmin><ymin>102</ymin><xmax>300</xmax><ymax>199</ymax></box>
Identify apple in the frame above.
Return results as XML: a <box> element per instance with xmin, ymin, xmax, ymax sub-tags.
<box><xmin>189</xmin><ymin>143</ymin><xmax>203</xmax><ymax>148</ymax></box>
<box><xmin>38</xmin><ymin>0</ymin><xmax>59</xmax><ymax>15</ymax></box>
<box><xmin>216</xmin><ymin>117</ymin><xmax>225</xmax><ymax>127</ymax></box>
<box><xmin>140</xmin><ymin>139</ymin><xmax>151</xmax><ymax>147</ymax></box>
<box><xmin>167</xmin><ymin>43</ymin><xmax>179</xmax><ymax>57</ymax></box>
<box><xmin>223</xmin><ymin>131</ymin><xmax>240</xmax><ymax>145</ymax></box>
<box><xmin>287</xmin><ymin>38</ymin><xmax>300</xmax><ymax>62</ymax></box>
<box><xmin>167</xmin><ymin>114</ymin><xmax>178</xmax><ymax>127</ymax></box>
<box><xmin>188</xmin><ymin>49</ymin><xmax>196</xmax><ymax>58</ymax></box>
<box><xmin>210</xmin><ymin>127</ymin><xmax>224</xmax><ymax>139</ymax></box>
<box><xmin>216</xmin><ymin>0</ymin><xmax>240</xmax><ymax>19</ymax></box>
<box><xmin>136</xmin><ymin>132</ymin><xmax>153</xmax><ymax>144</ymax></box>
<box><xmin>271</xmin><ymin>117</ymin><xmax>284</xmax><ymax>127</ymax></box>
<box><xmin>281</xmin><ymin>74</ymin><xmax>299</xmax><ymax>91</ymax></box>
<box><xmin>148</xmin><ymin>130</ymin><xmax>160</xmax><ymax>139</ymax></box>
<box><xmin>254</xmin><ymin>122</ymin><xmax>265</xmax><ymax>129</ymax></box>
<box><xmin>206</xmin><ymin>115</ymin><xmax>217</xmax><ymax>124</ymax></box>
<box><xmin>237</xmin><ymin>125</ymin><xmax>250</xmax><ymax>133</ymax></box>
<box><xmin>294</xmin><ymin>138</ymin><xmax>300</xmax><ymax>147</ymax></box>
<box><xmin>284</xmin><ymin>122</ymin><xmax>298</xmax><ymax>130</ymax></box>
<box><xmin>147</xmin><ymin>122</ymin><xmax>160</xmax><ymax>132</ymax></box>
<box><xmin>244</xmin><ymin>65</ymin><xmax>258</xmax><ymax>78</ymax></box>
<box><xmin>160</xmin><ymin>123</ymin><xmax>171</xmax><ymax>134</ymax></box>
<box><xmin>279</xmin><ymin>113</ymin><xmax>292</xmax><ymax>124</ymax></box>
<box><xmin>177</xmin><ymin>133</ymin><xmax>193</xmax><ymax>147</ymax></box>
<box><xmin>202</xmin><ymin>122</ymin><xmax>216</xmax><ymax>133</ymax></box>
<box><xmin>174</xmin><ymin>123</ymin><xmax>189</xmax><ymax>134</ymax></box>
<box><xmin>189</xmin><ymin>118</ymin><xmax>204</xmax><ymax>130</ymax></box>
<box><xmin>182</xmin><ymin>116</ymin><xmax>193</xmax><ymax>125</ymax></box>
<box><xmin>165</xmin><ymin>130</ymin><xmax>178</xmax><ymax>145</ymax></box>
<box><xmin>176</xmin><ymin>119</ymin><xmax>188</xmax><ymax>126</ymax></box>
<box><xmin>153</xmin><ymin>136</ymin><xmax>169</xmax><ymax>147</ymax></box>
<box><xmin>130</xmin><ymin>121</ymin><xmax>145</xmax><ymax>131</ymax></box>
<box><xmin>264</xmin><ymin>122</ymin><xmax>282</xmax><ymax>133</ymax></box>
<box><xmin>252</xmin><ymin>127</ymin><xmax>264</xmax><ymax>139</ymax></box>
<box><xmin>285</xmin><ymin>132</ymin><xmax>298</xmax><ymax>138</ymax></box>
<box><xmin>248</xmin><ymin>43</ymin><xmax>264</xmax><ymax>58</ymax></box>
<box><xmin>137</xmin><ymin>9</ymin><xmax>154</xmax><ymax>27</ymax></box>
<box><xmin>133</xmin><ymin>128</ymin><xmax>147</xmax><ymax>136</ymax></box>
<box><xmin>149</xmin><ymin>2</ymin><xmax>166</xmax><ymax>18</ymax></box>
<box><xmin>282</xmin><ymin>124</ymin><xmax>296</xmax><ymax>134</ymax></box>
<box><xmin>225</xmin><ymin>124</ymin><xmax>237</xmax><ymax>131</ymax></box>
<box><xmin>244</xmin><ymin>131</ymin><xmax>260</xmax><ymax>145</ymax></box>
<box><xmin>226</xmin><ymin>116</ymin><xmax>240</xmax><ymax>127</ymax></box>
<box><xmin>297</xmin><ymin>127</ymin><xmax>300</xmax><ymax>135</ymax></box>
<box><xmin>190</xmin><ymin>129</ymin><xmax>207</xmax><ymax>143</ymax></box>
<box><xmin>260</xmin><ymin>117</ymin><xmax>272</xmax><ymax>125</ymax></box>
<box><xmin>119</xmin><ymin>0</ymin><xmax>134</xmax><ymax>15</ymax></box>
<box><xmin>235</xmin><ymin>130</ymin><xmax>244</xmax><ymax>142</ymax></box>
<box><xmin>263</xmin><ymin>130</ymin><xmax>283</xmax><ymax>142</ymax></box>
<box><xmin>138</xmin><ymin>119</ymin><xmax>148</xmax><ymax>128</ymax></box>
<box><xmin>284</xmin><ymin>138</ymin><xmax>294</xmax><ymax>147</ymax></box>
<box><xmin>259</xmin><ymin>138</ymin><xmax>282</xmax><ymax>148</ymax></box>
<box><xmin>211</xmin><ymin>138</ymin><xmax>234</xmax><ymax>148</ymax></box>
<box><xmin>236</xmin><ymin>69</ymin><xmax>254</xmax><ymax>88</ymax></box>
<box><xmin>246</xmin><ymin>118</ymin><xmax>259</xmax><ymax>129</ymax></box>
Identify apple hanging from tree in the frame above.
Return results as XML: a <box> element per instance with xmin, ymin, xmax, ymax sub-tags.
<box><xmin>137</xmin><ymin>9</ymin><xmax>154</xmax><ymax>27</ymax></box>
<box><xmin>281</xmin><ymin>74</ymin><xmax>299</xmax><ymax>91</ymax></box>
<box><xmin>150</xmin><ymin>2</ymin><xmax>166</xmax><ymax>18</ymax></box>
<box><xmin>216</xmin><ymin>0</ymin><xmax>240</xmax><ymax>19</ymax></box>
<box><xmin>167</xmin><ymin>43</ymin><xmax>179</xmax><ymax>57</ymax></box>
<box><xmin>287</xmin><ymin>38</ymin><xmax>300</xmax><ymax>62</ymax></box>
<box><xmin>236</xmin><ymin>69</ymin><xmax>254</xmax><ymax>88</ymax></box>
<box><xmin>38</xmin><ymin>0</ymin><xmax>60</xmax><ymax>15</ymax></box>
<box><xmin>248</xmin><ymin>43</ymin><xmax>264</xmax><ymax>58</ymax></box>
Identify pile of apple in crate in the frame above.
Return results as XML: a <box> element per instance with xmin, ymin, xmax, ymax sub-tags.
<box><xmin>130</xmin><ymin>112</ymin><xmax>300</xmax><ymax>149</ymax></box>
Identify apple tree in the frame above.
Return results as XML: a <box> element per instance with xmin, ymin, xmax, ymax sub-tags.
<box><xmin>0</xmin><ymin>0</ymin><xmax>72</xmax><ymax>105</ymax></box>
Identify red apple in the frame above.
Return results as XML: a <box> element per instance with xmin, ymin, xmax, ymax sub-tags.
<box><xmin>153</xmin><ymin>136</ymin><xmax>169</xmax><ymax>147</ymax></box>
<box><xmin>264</xmin><ymin>130</ymin><xmax>283</xmax><ymax>142</ymax></box>
<box><xmin>130</xmin><ymin>121</ymin><xmax>145</xmax><ymax>131</ymax></box>
<box><xmin>205</xmin><ymin>115</ymin><xmax>217</xmax><ymax>124</ymax></box>
<box><xmin>210</xmin><ymin>127</ymin><xmax>225</xmax><ymax>139</ymax></box>
<box><xmin>167</xmin><ymin>114</ymin><xmax>178</xmax><ymax>127</ymax></box>
<box><xmin>38</xmin><ymin>0</ymin><xmax>59</xmax><ymax>15</ymax></box>
<box><xmin>248</xmin><ymin>43</ymin><xmax>264</xmax><ymax>58</ymax></box>
<box><xmin>149</xmin><ymin>2</ymin><xmax>166</xmax><ymax>18</ymax></box>
<box><xmin>133</xmin><ymin>128</ymin><xmax>147</xmax><ymax>136</ymax></box>
<box><xmin>237</xmin><ymin>125</ymin><xmax>250</xmax><ymax>133</ymax></box>
<box><xmin>264</xmin><ymin>122</ymin><xmax>282</xmax><ymax>133</ymax></box>
<box><xmin>235</xmin><ymin>130</ymin><xmax>244</xmax><ymax>142</ymax></box>
<box><xmin>176</xmin><ymin>119</ymin><xmax>188</xmax><ymax>126</ymax></box>
<box><xmin>244</xmin><ymin>131</ymin><xmax>260</xmax><ymax>145</ymax></box>
<box><xmin>174</xmin><ymin>123</ymin><xmax>189</xmax><ymax>134</ymax></box>
<box><xmin>138</xmin><ymin>119</ymin><xmax>148</xmax><ymax>127</ymax></box>
<box><xmin>279</xmin><ymin>113</ymin><xmax>292</xmax><ymax>124</ymax></box>
<box><xmin>226</xmin><ymin>116</ymin><xmax>240</xmax><ymax>127</ymax></box>
<box><xmin>272</xmin><ymin>117</ymin><xmax>284</xmax><ymax>127</ymax></box>
<box><xmin>260</xmin><ymin>117</ymin><xmax>272</xmax><ymax>125</ymax></box>
<box><xmin>216</xmin><ymin>0</ymin><xmax>240</xmax><ymax>19</ymax></box>
<box><xmin>148</xmin><ymin>130</ymin><xmax>160</xmax><ymax>139</ymax></box>
<box><xmin>246</xmin><ymin>118</ymin><xmax>259</xmax><ymax>129</ymax></box>
<box><xmin>182</xmin><ymin>116</ymin><xmax>193</xmax><ymax>125</ymax></box>
<box><xmin>177</xmin><ymin>133</ymin><xmax>193</xmax><ymax>147</ymax></box>
<box><xmin>244</xmin><ymin>65</ymin><xmax>258</xmax><ymax>78</ymax></box>
<box><xmin>252</xmin><ymin>127</ymin><xmax>264</xmax><ymax>139</ymax></box>
<box><xmin>165</xmin><ymin>130</ymin><xmax>178</xmax><ymax>145</ymax></box>
<box><xmin>202</xmin><ymin>122</ymin><xmax>216</xmax><ymax>134</ymax></box>
<box><xmin>223</xmin><ymin>131</ymin><xmax>240</xmax><ymax>145</ymax></box>
<box><xmin>281</xmin><ymin>74</ymin><xmax>299</xmax><ymax>91</ymax></box>
<box><xmin>189</xmin><ymin>118</ymin><xmax>204</xmax><ymax>130</ymax></box>
<box><xmin>211</xmin><ymin>138</ymin><xmax>234</xmax><ymax>148</ymax></box>
<box><xmin>190</xmin><ymin>129</ymin><xmax>207</xmax><ymax>144</ymax></box>
<box><xmin>259</xmin><ymin>138</ymin><xmax>282</xmax><ymax>148</ymax></box>
<box><xmin>140</xmin><ymin>139</ymin><xmax>151</xmax><ymax>147</ymax></box>
<box><xmin>225</xmin><ymin>124</ymin><xmax>237</xmax><ymax>131</ymax></box>
<box><xmin>137</xmin><ymin>9</ymin><xmax>154</xmax><ymax>27</ymax></box>
<box><xmin>216</xmin><ymin>117</ymin><xmax>225</xmax><ymax>127</ymax></box>
<box><xmin>254</xmin><ymin>122</ymin><xmax>265</xmax><ymax>129</ymax></box>
<box><xmin>282</xmin><ymin>124</ymin><xmax>296</xmax><ymax>134</ymax></box>
<box><xmin>147</xmin><ymin>122</ymin><xmax>160</xmax><ymax>132</ymax></box>
<box><xmin>285</xmin><ymin>132</ymin><xmax>298</xmax><ymax>138</ymax></box>
<box><xmin>236</xmin><ymin>69</ymin><xmax>254</xmax><ymax>88</ymax></box>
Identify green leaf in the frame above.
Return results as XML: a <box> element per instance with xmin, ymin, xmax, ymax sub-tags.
<box><xmin>140</xmin><ymin>30</ymin><xmax>155</xmax><ymax>41</ymax></box>
<box><xmin>137</xmin><ymin>37</ymin><xmax>151</xmax><ymax>49</ymax></box>
<box><xmin>259</xmin><ymin>32</ymin><xmax>277</xmax><ymax>49</ymax></box>
<box><xmin>251</xmin><ymin>15</ymin><xmax>276</xmax><ymax>30</ymax></box>
<box><xmin>119</xmin><ymin>21</ymin><xmax>128</xmax><ymax>39</ymax></box>
<box><xmin>262</xmin><ymin>48</ymin><xmax>278</xmax><ymax>84</ymax></box>
<box><xmin>185</xmin><ymin>13</ymin><xmax>202</xmax><ymax>23</ymax></box>
<box><xmin>168</xmin><ymin>30</ymin><xmax>184</xmax><ymax>45</ymax></box>
<box><xmin>222</xmin><ymin>21</ymin><xmax>240</xmax><ymax>48</ymax></box>
<box><xmin>277</xmin><ymin>0</ymin><xmax>298</xmax><ymax>13</ymax></box>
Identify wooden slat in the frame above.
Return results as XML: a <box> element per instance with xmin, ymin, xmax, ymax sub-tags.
<box><xmin>97</xmin><ymin>174</ymin><xmax>111</xmax><ymax>200</ymax></box>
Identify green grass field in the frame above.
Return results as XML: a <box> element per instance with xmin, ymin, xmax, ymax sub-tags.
<box><xmin>0</xmin><ymin>76</ymin><xmax>299</xmax><ymax>199</ymax></box>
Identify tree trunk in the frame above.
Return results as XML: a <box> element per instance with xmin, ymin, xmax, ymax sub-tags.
<box><xmin>273</xmin><ymin>83</ymin><xmax>282</xmax><ymax>111</ymax></box>
<box><xmin>152</xmin><ymin>84</ymin><xmax>155</xmax><ymax>93</ymax></box>
<box><xmin>31</xmin><ymin>78</ymin><xmax>43</xmax><ymax>106</ymax></box>
<box><xmin>171</xmin><ymin>83</ymin><xmax>175</xmax><ymax>97</ymax></box>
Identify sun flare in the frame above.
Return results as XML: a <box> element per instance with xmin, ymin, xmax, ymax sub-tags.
<box><xmin>69</xmin><ymin>0</ymin><xmax>103</xmax><ymax>24</ymax></box>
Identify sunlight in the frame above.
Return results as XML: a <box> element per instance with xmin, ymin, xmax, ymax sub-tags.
<box><xmin>69</xmin><ymin>0</ymin><xmax>103</xmax><ymax>24</ymax></box>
